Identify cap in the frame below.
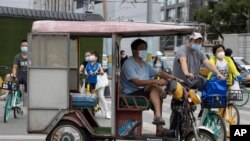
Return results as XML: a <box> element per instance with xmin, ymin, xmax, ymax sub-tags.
<box><xmin>189</xmin><ymin>32</ymin><xmax>203</xmax><ymax>40</ymax></box>
<box><xmin>155</xmin><ymin>51</ymin><xmax>163</xmax><ymax>56</ymax></box>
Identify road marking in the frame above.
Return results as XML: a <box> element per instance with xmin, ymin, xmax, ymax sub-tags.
<box><xmin>0</xmin><ymin>135</ymin><xmax>46</xmax><ymax>140</ymax></box>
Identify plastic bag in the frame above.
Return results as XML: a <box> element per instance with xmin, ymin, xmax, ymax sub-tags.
<box><xmin>96</xmin><ymin>73</ymin><xmax>109</xmax><ymax>90</ymax></box>
<box><xmin>201</xmin><ymin>79</ymin><xmax>227</xmax><ymax>98</ymax></box>
<box><xmin>231</xmin><ymin>80</ymin><xmax>240</xmax><ymax>91</ymax></box>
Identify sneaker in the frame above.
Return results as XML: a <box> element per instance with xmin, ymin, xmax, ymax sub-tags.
<box><xmin>152</xmin><ymin>117</ymin><xmax>165</xmax><ymax>125</ymax></box>
<box><xmin>105</xmin><ymin>113</ymin><xmax>111</xmax><ymax>119</ymax></box>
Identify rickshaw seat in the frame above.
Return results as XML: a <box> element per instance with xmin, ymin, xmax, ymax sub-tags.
<box><xmin>116</xmin><ymin>81</ymin><xmax>153</xmax><ymax>137</ymax></box>
<box><xmin>118</xmin><ymin>95</ymin><xmax>152</xmax><ymax>111</ymax></box>
<box><xmin>116</xmin><ymin>80</ymin><xmax>153</xmax><ymax>111</ymax></box>
<box><xmin>70</xmin><ymin>93</ymin><xmax>97</xmax><ymax>108</ymax></box>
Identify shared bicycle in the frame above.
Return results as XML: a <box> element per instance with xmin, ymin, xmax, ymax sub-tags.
<box><xmin>2</xmin><ymin>75</ymin><xmax>23</xmax><ymax>123</ymax></box>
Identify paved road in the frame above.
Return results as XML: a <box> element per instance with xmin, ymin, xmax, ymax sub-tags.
<box><xmin>0</xmin><ymin>91</ymin><xmax>250</xmax><ymax>141</ymax></box>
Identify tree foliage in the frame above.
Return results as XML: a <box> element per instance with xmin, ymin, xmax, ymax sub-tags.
<box><xmin>194</xmin><ymin>0</ymin><xmax>250</xmax><ymax>39</ymax></box>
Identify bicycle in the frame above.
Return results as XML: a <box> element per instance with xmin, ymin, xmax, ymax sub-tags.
<box><xmin>233</xmin><ymin>80</ymin><xmax>249</xmax><ymax>107</ymax></box>
<box><xmin>219</xmin><ymin>80</ymin><xmax>243</xmax><ymax>138</ymax></box>
<box><xmin>2</xmin><ymin>76</ymin><xmax>23</xmax><ymax>123</ymax></box>
<box><xmin>200</xmin><ymin>108</ymin><xmax>227</xmax><ymax>141</ymax></box>
<box><xmin>187</xmin><ymin>75</ymin><xmax>227</xmax><ymax>141</ymax></box>
<box><xmin>169</xmin><ymin>80</ymin><xmax>216</xmax><ymax>141</ymax></box>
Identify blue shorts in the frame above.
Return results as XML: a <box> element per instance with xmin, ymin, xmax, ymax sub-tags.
<box><xmin>85</xmin><ymin>82</ymin><xmax>96</xmax><ymax>90</ymax></box>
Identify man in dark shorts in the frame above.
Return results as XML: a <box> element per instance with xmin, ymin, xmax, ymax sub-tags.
<box><xmin>121</xmin><ymin>39</ymin><xmax>179</xmax><ymax>136</ymax></box>
<box><xmin>12</xmin><ymin>39</ymin><xmax>28</xmax><ymax>106</ymax></box>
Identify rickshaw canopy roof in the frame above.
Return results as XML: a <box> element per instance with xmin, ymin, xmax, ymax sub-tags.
<box><xmin>31</xmin><ymin>20</ymin><xmax>194</xmax><ymax>37</ymax></box>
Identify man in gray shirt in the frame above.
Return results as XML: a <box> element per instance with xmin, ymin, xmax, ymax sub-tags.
<box><xmin>172</xmin><ymin>32</ymin><xmax>224</xmax><ymax>90</ymax></box>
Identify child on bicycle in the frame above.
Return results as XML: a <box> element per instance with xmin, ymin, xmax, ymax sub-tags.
<box><xmin>85</xmin><ymin>52</ymin><xmax>104</xmax><ymax>94</ymax></box>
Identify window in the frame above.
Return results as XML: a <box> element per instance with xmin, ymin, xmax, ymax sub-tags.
<box><xmin>178</xmin><ymin>0</ymin><xmax>185</xmax><ymax>3</ymax></box>
<box><xmin>158</xmin><ymin>0</ymin><xmax>165</xmax><ymax>7</ymax></box>
<box><xmin>76</xmin><ymin>0</ymin><xmax>83</xmax><ymax>9</ymax></box>
<box><xmin>167</xmin><ymin>9</ymin><xmax>175</xmax><ymax>20</ymax></box>
<box><xmin>167</xmin><ymin>0</ymin><xmax>176</xmax><ymax>5</ymax></box>
<box><xmin>177</xmin><ymin>7</ymin><xmax>184</xmax><ymax>21</ymax></box>
<box><xmin>160</xmin><ymin>11</ymin><xmax>165</xmax><ymax>21</ymax></box>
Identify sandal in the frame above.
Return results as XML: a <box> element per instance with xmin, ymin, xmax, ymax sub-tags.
<box><xmin>152</xmin><ymin>117</ymin><xmax>165</xmax><ymax>125</ymax></box>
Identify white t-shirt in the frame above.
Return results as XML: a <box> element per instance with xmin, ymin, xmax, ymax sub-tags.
<box><xmin>216</xmin><ymin>59</ymin><xmax>229</xmax><ymax>80</ymax></box>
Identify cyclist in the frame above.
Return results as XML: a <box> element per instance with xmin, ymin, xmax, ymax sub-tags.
<box><xmin>172</xmin><ymin>32</ymin><xmax>224</xmax><ymax>118</ymax></box>
<box><xmin>172</xmin><ymin>32</ymin><xmax>224</xmax><ymax>90</ymax></box>
<box><xmin>208</xmin><ymin>45</ymin><xmax>242</xmax><ymax>84</ymax></box>
<box><xmin>12</xmin><ymin>39</ymin><xmax>28</xmax><ymax>106</ymax></box>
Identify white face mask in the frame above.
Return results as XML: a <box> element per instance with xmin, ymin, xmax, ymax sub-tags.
<box><xmin>217</xmin><ymin>51</ymin><xmax>225</xmax><ymax>59</ymax></box>
<box><xmin>85</xmin><ymin>56</ymin><xmax>90</xmax><ymax>61</ymax></box>
<box><xmin>89</xmin><ymin>55</ymin><xmax>96</xmax><ymax>61</ymax></box>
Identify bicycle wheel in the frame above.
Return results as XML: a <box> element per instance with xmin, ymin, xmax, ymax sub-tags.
<box><xmin>14</xmin><ymin>107</ymin><xmax>23</xmax><ymax>118</ymax></box>
<box><xmin>185</xmin><ymin>129</ymin><xmax>216</xmax><ymax>141</ymax></box>
<box><xmin>203</xmin><ymin>112</ymin><xmax>226</xmax><ymax>141</ymax></box>
<box><xmin>234</xmin><ymin>86</ymin><xmax>249</xmax><ymax>107</ymax></box>
<box><xmin>4</xmin><ymin>92</ymin><xmax>13</xmax><ymax>123</ymax></box>
<box><xmin>221</xmin><ymin>103</ymin><xmax>240</xmax><ymax>137</ymax></box>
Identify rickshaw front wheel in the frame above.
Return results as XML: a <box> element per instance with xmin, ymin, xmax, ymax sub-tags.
<box><xmin>46</xmin><ymin>120</ymin><xmax>90</xmax><ymax>141</ymax></box>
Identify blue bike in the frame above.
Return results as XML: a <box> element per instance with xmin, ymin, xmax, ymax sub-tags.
<box><xmin>2</xmin><ymin>77</ymin><xmax>23</xmax><ymax>123</ymax></box>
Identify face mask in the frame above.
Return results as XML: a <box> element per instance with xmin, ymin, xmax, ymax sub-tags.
<box><xmin>217</xmin><ymin>51</ymin><xmax>225</xmax><ymax>59</ymax></box>
<box><xmin>85</xmin><ymin>56</ymin><xmax>90</xmax><ymax>61</ymax></box>
<box><xmin>122</xmin><ymin>54</ymin><xmax>126</xmax><ymax>58</ymax></box>
<box><xmin>21</xmin><ymin>46</ymin><xmax>28</xmax><ymax>53</ymax></box>
<box><xmin>138</xmin><ymin>50</ymin><xmax>147</xmax><ymax>60</ymax></box>
<box><xmin>191</xmin><ymin>44</ymin><xmax>201</xmax><ymax>52</ymax></box>
<box><xmin>89</xmin><ymin>55</ymin><xmax>96</xmax><ymax>61</ymax></box>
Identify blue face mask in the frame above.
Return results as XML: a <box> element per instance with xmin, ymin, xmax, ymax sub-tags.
<box><xmin>138</xmin><ymin>50</ymin><xmax>147</xmax><ymax>60</ymax></box>
<box><xmin>191</xmin><ymin>44</ymin><xmax>201</xmax><ymax>52</ymax></box>
<box><xmin>21</xmin><ymin>46</ymin><xmax>28</xmax><ymax>53</ymax></box>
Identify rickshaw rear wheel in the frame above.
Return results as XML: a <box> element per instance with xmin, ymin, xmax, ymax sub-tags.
<box><xmin>46</xmin><ymin>120</ymin><xmax>90</xmax><ymax>141</ymax></box>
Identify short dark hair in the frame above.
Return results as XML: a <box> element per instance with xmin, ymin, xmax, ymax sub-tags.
<box><xmin>212</xmin><ymin>44</ymin><xmax>225</xmax><ymax>55</ymax></box>
<box><xmin>131</xmin><ymin>39</ymin><xmax>147</xmax><ymax>50</ymax></box>
<box><xmin>225</xmin><ymin>48</ymin><xmax>233</xmax><ymax>56</ymax></box>
<box><xmin>20</xmin><ymin>39</ymin><xmax>27</xmax><ymax>44</ymax></box>
<box><xmin>120</xmin><ymin>50</ymin><xmax>125</xmax><ymax>55</ymax></box>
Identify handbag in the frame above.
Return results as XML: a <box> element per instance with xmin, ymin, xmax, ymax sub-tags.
<box><xmin>96</xmin><ymin>73</ymin><xmax>109</xmax><ymax>90</ymax></box>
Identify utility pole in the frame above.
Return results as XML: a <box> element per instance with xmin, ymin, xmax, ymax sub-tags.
<box><xmin>146</xmin><ymin>0</ymin><xmax>153</xmax><ymax>64</ymax></box>
<box><xmin>103</xmin><ymin>0</ymin><xmax>108</xmax><ymax>21</ymax></box>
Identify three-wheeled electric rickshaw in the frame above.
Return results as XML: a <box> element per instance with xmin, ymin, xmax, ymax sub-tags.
<box><xmin>27</xmin><ymin>20</ymin><xmax>216</xmax><ymax>141</ymax></box>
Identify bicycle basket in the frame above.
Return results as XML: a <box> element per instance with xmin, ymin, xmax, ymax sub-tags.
<box><xmin>201</xmin><ymin>79</ymin><xmax>227</xmax><ymax>108</ymax></box>
<box><xmin>228</xmin><ymin>90</ymin><xmax>243</xmax><ymax>101</ymax></box>
<box><xmin>1</xmin><ymin>81</ymin><xmax>19</xmax><ymax>91</ymax></box>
